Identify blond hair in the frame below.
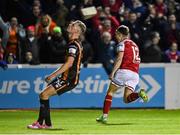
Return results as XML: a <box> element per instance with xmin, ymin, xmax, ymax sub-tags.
<box><xmin>74</xmin><ymin>20</ymin><xmax>86</xmax><ymax>34</ymax></box>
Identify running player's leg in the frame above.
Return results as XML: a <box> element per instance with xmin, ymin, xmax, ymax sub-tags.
<box><xmin>122</xmin><ymin>69</ymin><xmax>148</xmax><ymax>103</ymax></box>
<box><xmin>96</xmin><ymin>82</ymin><xmax>120</xmax><ymax>123</ymax></box>
<box><xmin>124</xmin><ymin>86</ymin><xmax>139</xmax><ymax>103</ymax></box>
<box><xmin>123</xmin><ymin>71</ymin><xmax>148</xmax><ymax>103</ymax></box>
<box><xmin>124</xmin><ymin>86</ymin><xmax>148</xmax><ymax>103</ymax></box>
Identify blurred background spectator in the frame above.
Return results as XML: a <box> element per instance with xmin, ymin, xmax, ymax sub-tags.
<box><xmin>142</xmin><ymin>31</ymin><xmax>162</xmax><ymax>62</ymax></box>
<box><xmin>81</xmin><ymin>34</ymin><xmax>94</xmax><ymax>67</ymax></box>
<box><xmin>1</xmin><ymin>17</ymin><xmax>26</xmax><ymax>62</ymax></box>
<box><xmin>48</xmin><ymin>26</ymin><xmax>66</xmax><ymax>64</ymax></box>
<box><xmin>22</xmin><ymin>25</ymin><xmax>40</xmax><ymax>64</ymax></box>
<box><xmin>0</xmin><ymin>16</ymin><xmax>9</xmax><ymax>48</ymax></box>
<box><xmin>99</xmin><ymin>32</ymin><xmax>116</xmax><ymax>74</ymax></box>
<box><xmin>24</xmin><ymin>51</ymin><xmax>34</xmax><ymax>64</ymax></box>
<box><xmin>164</xmin><ymin>14</ymin><xmax>180</xmax><ymax>49</ymax></box>
<box><xmin>35</xmin><ymin>14</ymin><xmax>56</xmax><ymax>37</ymax></box>
<box><xmin>0</xmin><ymin>0</ymin><xmax>180</xmax><ymax>74</ymax></box>
<box><xmin>0</xmin><ymin>37</ymin><xmax>7</xmax><ymax>70</ymax></box>
<box><xmin>0</xmin><ymin>38</ymin><xmax>4</xmax><ymax>61</ymax></box>
<box><xmin>5</xmin><ymin>53</ymin><xmax>18</xmax><ymax>64</ymax></box>
<box><xmin>164</xmin><ymin>42</ymin><xmax>180</xmax><ymax>63</ymax></box>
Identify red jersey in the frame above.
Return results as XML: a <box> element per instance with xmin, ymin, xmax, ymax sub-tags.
<box><xmin>117</xmin><ymin>39</ymin><xmax>140</xmax><ymax>73</ymax></box>
<box><xmin>165</xmin><ymin>49</ymin><xmax>180</xmax><ymax>63</ymax></box>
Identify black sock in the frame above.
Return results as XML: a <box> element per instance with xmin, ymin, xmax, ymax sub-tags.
<box><xmin>37</xmin><ymin>99</ymin><xmax>45</xmax><ymax>125</ymax></box>
<box><xmin>37</xmin><ymin>99</ymin><xmax>51</xmax><ymax>126</ymax></box>
<box><xmin>44</xmin><ymin>100</ymin><xmax>52</xmax><ymax>126</ymax></box>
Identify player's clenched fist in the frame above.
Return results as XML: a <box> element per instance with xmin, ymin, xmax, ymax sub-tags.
<box><xmin>45</xmin><ymin>76</ymin><xmax>52</xmax><ymax>84</ymax></box>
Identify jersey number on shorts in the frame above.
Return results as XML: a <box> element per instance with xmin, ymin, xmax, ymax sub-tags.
<box><xmin>132</xmin><ymin>46</ymin><xmax>140</xmax><ymax>64</ymax></box>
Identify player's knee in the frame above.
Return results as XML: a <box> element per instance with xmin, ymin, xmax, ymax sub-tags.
<box><xmin>107</xmin><ymin>91</ymin><xmax>113</xmax><ymax>96</ymax></box>
<box><xmin>107</xmin><ymin>88</ymin><xmax>116</xmax><ymax>96</ymax></box>
<box><xmin>123</xmin><ymin>97</ymin><xmax>129</xmax><ymax>104</ymax></box>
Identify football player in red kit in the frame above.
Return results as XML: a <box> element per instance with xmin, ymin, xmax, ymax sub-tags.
<box><xmin>96</xmin><ymin>25</ymin><xmax>148</xmax><ymax>123</ymax></box>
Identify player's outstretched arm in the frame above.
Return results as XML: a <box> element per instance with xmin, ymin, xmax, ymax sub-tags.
<box><xmin>45</xmin><ymin>56</ymin><xmax>75</xmax><ymax>82</ymax></box>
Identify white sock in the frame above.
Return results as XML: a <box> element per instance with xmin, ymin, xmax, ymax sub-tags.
<box><xmin>103</xmin><ymin>114</ymin><xmax>108</xmax><ymax>118</ymax></box>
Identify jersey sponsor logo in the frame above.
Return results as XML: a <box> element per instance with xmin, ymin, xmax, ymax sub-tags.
<box><xmin>0</xmin><ymin>74</ymin><xmax>161</xmax><ymax>100</ymax></box>
<box><xmin>138</xmin><ymin>75</ymin><xmax>161</xmax><ymax>102</ymax></box>
<box><xmin>69</xmin><ymin>48</ymin><xmax>76</xmax><ymax>54</ymax></box>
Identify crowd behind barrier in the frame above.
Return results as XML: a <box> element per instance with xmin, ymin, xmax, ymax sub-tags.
<box><xmin>0</xmin><ymin>0</ymin><xmax>180</xmax><ymax>74</ymax></box>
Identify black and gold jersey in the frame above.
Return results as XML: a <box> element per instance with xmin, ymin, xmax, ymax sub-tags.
<box><xmin>62</xmin><ymin>39</ymin><xmax>83</xmax><ymax>85</ymax></box>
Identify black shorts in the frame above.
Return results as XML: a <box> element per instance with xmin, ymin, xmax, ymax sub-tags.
<box><xmin>49</xmin><ymin>77</ymin><xmax>78</xmax><ymax>95</ymax></box>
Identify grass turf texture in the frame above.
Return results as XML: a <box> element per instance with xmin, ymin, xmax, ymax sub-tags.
<box><xmin>0</xmin><ymin>109</ymin><xmax>180</xmax><ymax>134</ymax></box>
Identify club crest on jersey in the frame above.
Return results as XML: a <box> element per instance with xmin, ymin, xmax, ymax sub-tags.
<box><xmin>117</xmin><ymin>43</ymin><xmax>124</xmax><ymax>51</ymax></box>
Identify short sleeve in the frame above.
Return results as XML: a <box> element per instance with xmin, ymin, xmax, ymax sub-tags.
<box><xmin>116</xmin><ymin>42</ymin><xmax>125</xmax><ymax>52</ymax></box>
<box><xmin>67</xmin><ymin>44</ymin><xmax>78</xmax><ymax>57</ymax></box>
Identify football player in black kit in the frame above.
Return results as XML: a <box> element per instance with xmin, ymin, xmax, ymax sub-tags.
<box><xmin>27</xmin><ymin>20</ymin><xmax>86</xmax><ymax>129</ymax></box>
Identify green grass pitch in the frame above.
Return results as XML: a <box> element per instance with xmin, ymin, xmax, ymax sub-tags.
<box><xmin>0</xmin><ymin>109</ymin><xmax>180</xmax><ymax>134</ymax></box>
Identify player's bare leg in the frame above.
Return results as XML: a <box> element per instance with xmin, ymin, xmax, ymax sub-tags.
<box><xmin>124</xmin><ymin>87</ymin><xmax>148</xmax><ymax>103</ymax></box>
<box><xmin>96</xmin><ymin>82</ymin><xmax>119</xmax><ymax>123</ymax></box>
<box><xmin>27</xmin><ymin>85</ymin><xmax>57</xmax><ymax>129</ymax></box>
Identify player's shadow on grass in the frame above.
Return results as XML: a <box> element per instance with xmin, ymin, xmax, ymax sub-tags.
<box><xmin>27</xmin><ymin>128</ymin><xmax>65</xmax><ymax>131</ymax></box>
<box><xmin>45</xmin><ymin>128</ymin><xmax>66</xmax><ymax>131</ymax></box>
<box><xmin>105</xmin><ymin>123</ymin><xmax>133</xmax><ymax>126</ymax></box>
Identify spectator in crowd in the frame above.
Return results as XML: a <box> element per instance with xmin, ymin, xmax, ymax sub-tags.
<box><xmin>143</xmin><ymin>31</ymin><xmax>162</xmax><ymax>62</ymax></box>
<box><xmin>0</xmin><ymin>60</ymin><xmax>7</xmax><ymax>70</ymax></box>
<box><xmin>167</xmin><ymin>0</ymin><xmax>180</xmax><ymax>17</ymax></box>
<box><xmin>81</xmin><ymin>34</ymin><xmax>93</xmax><ymax>67</ymax></box>
<box><xmin>53</xmin><ymin>0</ymin><xmax>69</xmax><ymax>28</ymax></box>
<box><xmin>99</xmin><ymin>32</ymin><xmax>116</xmax><ymax>74</ymax></box>
<box><xmin>35</xmin><ymin>14</ymin><xmax>56</xmax><ymax>37</ymax></box>
<box><xmin>33</xmin><ymin>0</ymin><xmax>41</xmax><ymax>7</ymax></box>
<box><xmin>92</xmin><ymin>6</ymin><xmax>119</xmax><ymax>37</ymax></box>
<box><xmin>67</xmin><ymin>2</ymin><xmax>81</xmax><ymax>21</ymax></box>
<box><xmin>104</xmin><ymin>6</ymin><xmax>120</xmax><ymax>34</ymax></box>
<box><xmin>0</xmin><ymin>38</ymin><xmax>7</xmax><ymax>69</ymax></box>
<box><xmin>49</xmin><ymin>26</ymin><xmax>66</xmax><ymax>63</ymax></box>
<box><xmin>167</xmin><ymin>0</ymin><xmax>180</xmax><ymax>21</ymax></box>
<box><xmin>1</xmin><ymin>0</ymin><xmax>180</xmax><ymax>64</ymax></box>
<box><xmin>142</xmin><ymin>4</ymin><xmax>157</xmax><ymax>40</ymax></box>
<box><xmin>5</xmin><ymin>17</ymin><xmax>19</xmax><ymax>57</ymax></box>
<box><xmin>0</xmin><ymin>38</ymin><xmax>4</xmax><ymax>60</ymax></box>
<box><xmin>154</xmin><ymin>0</ymin><xmax>167</xmax><ymax>16</ymax></box>
<box><xmin>0</xmin><ymin>16</ymin><xmax>9</xmax><ymax>48</ymax></box>
<box><xmin>6</xmin><ymin>53</ymin><xmax>18</xmax><ymax>64</ymax></box>
<box><xmin>36</xmin><ymin>15</ymin><xmax>56</xmax><ymax>63</ymax></box>
<box><xmin>164</xmin><ymin>14</ymin><xmax>180</xmax><ymax>49</ymax></box>
<box><xmin>22</xmin><ymin>25</ymin><xmax>40</xmax><ymax>64</ymax></box>
<box><xmin>119</xmin><ymin>8</ymin><xmax>130</xmax><ymax>23</ymax></box>
<box><xmin>164</xmin><ymin>42</ymin><xmax>180</xmax><ymax>63</ymax></box>
<box><xmin>91</xmin><ymin>6</ymin><xmax>105</xmax><ymax>30</ymax></box>
<box><xmin>24</xmin><ymin>51</ymin><xmax>34</xmax><ymax>64</ymax></box>
<box><xmin>38</xmin><ymin>30</ymin><xmax>51</xmax><ymax>63</ymax></box>
<box><xmin>101</xmin><ymin>0</ymin><xmax>122</xmax><ymax>18</ymax></box>
<box><xmin>130</xmin><ymin>0</ymin><xmax>146</xmax><ymax>18</ymax></box>
<box><xmin>4</xmin><ymin>17</ymin><xmax>26</xmax><ymax>61</ymax></box>
<box><xmin>123</xmin><ymin>12</ymin><xmax>142</xmax><ymax>49</ymax></box>
<box><xmin>90</xmin><ymin>6</ymin><xmax>106</xmax><ymax>62</ymax></box>
<box><xmin>31</xmin><ymin>5</ymin><xmax>42</xmax><ymax>26</ymax></box>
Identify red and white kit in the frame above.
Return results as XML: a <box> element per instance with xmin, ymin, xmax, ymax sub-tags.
<box><xmin>112</xmin><ymin>39</ymin><xmax>141</xmax><ymax>91</ymax></box>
